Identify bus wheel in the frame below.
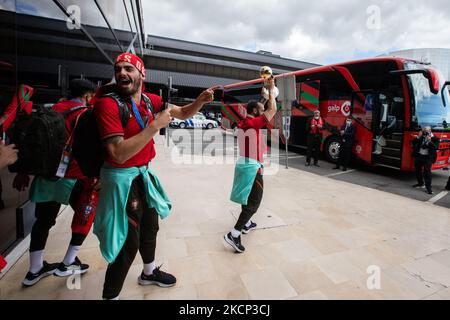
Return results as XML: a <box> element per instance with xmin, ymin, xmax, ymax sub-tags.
<box><xmin>324</xmin><ymin>137</ymin><xmax>341</xmax><ymax>163</ymax></box>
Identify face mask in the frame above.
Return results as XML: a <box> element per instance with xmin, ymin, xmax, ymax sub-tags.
<box><xmin>346</xmin><ymin>121</ymin><xmax>352</xmax><ymax>125</ymax></box>
<box><xmin>315</xmin><ymin>115</ymin><xmax>320</xmax><ymax>120</ymax></box>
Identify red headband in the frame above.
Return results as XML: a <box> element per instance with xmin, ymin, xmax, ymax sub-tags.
<box><xmin>115</xmin><ymin>53</ymin><xmax>146</xmax><ymax>77</ymax></box>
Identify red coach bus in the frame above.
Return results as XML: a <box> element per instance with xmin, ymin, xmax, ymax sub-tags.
<box><xmin>219</xmin><ymin>57</ymin><xmax>450</xmax><ymax>172</ymax></box>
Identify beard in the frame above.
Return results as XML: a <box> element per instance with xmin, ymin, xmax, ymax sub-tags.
<box><xmin>116</xmin><ymin>77</ymin><xmax>142</xmax><ymax>96</ymax></box>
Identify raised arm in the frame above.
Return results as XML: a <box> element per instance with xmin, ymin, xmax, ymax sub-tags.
<box><xmin>263</xmin><ymin>78</ymin><xmax>277</xmax><ymax>122</ymax></box>
<box><xmin>169</xmin><ymin>86</ymin><xmax>217</xmax><ymax>120</ymax></box>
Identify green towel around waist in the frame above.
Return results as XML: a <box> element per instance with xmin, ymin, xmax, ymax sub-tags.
<box><xmin>230</xmin><ymin>157</ymin><xmax>262</xmax><ymax>205</ymax></box>
<box><xmin>93</xmin><ymin>163</ymin><xmax>172</xmax><ymax>263</ymax></box>
<box><xmin>30</xmin><ymin>177</ymin><xmax>77</xmax><ymax>204</ymax></box>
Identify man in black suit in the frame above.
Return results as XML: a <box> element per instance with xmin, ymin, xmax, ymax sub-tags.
<box><xmin>334</xmin><ymin>118</ymin><xmax>356</xmax><ymax>171</ymax></box>
<box><xmin>412</xmin><ymin>126</ymin><xmax>440</xmax><ymax>195</ymax></box>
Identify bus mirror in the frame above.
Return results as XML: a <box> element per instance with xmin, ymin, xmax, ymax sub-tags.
<box><xmin>442</xmin><ymin>81</ymin><xmax>450</xmax><ymax>107</ymax></box>
<box><xmin>390</xmin><ymin>69</ymin><xmax>439</xmax><ymax>95</ymax></box>
<box><xmin>427</xmin><ymin>68</ymin><xmax>440</xmax><ymax>95</ymax></box>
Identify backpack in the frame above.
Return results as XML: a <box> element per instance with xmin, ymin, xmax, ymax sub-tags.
<box><xmin>7</xmin><ymin>105</ymin><xmax>68</xmax><ymax>178</ymax></box>
<box><xmin>72</xmin><ymin>93</ymin><xmax>154</xmax><ymax>178</ymax></box>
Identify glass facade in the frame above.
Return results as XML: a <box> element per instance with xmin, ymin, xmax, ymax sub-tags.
<box><xmin>0</xmin><ymin>0</ymin><xmax>144</xmax><ymax>255</ymax></box>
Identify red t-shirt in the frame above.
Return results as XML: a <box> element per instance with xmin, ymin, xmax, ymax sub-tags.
<box><xmin>94</xmin><ymin>93</ymin><xmax>162</xmax><ymax>168</ymax></box>
<box><xmin>237</xmin><ymin>114</ymin><xmax>268</xmax><ymax>163</ymax></box>
<box><xmin>52</xmin><ymin>100</ymin><xmax>88</xmax><ymax>179</ymax></box>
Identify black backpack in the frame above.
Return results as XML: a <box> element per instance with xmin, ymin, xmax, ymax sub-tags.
<box><xmin>72</xmin><ymin>93</ymin><xmax>154</xmax><ymax>178</ymax></box>
<box><xmin>7</xmin><ymin>105</ymin><xmax>68</xmax><ymax>178</ymax></box>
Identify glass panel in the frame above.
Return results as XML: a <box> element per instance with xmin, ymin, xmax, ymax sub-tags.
<box><xmin>352</xmin><ymin>93</ymin><xmax>374</xmax><ymax>130</ymax></box>
<box><xmin>0</xmin><ymin>0</ymin><xmax>16</xmax><ymax>11</ymax></box>
<box><xmin>97</xmin><ymin>0</ymin><xmax>129</xmax><ymax>31</ymax></box>
<box><xmin>405</xmin><ymin>61</ymin><xmax>450</xmax><ymax>128</ymax></box>
<box><xmin>16</xmin><ymin>0</ymin><xmax>67</xmax><ymax>20</ymax></box>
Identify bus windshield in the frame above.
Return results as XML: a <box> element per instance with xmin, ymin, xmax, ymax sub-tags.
<box><xmin>405</xmin><ymin>61</ymin><xmax>450</xmax><ymax>129</ymax></box>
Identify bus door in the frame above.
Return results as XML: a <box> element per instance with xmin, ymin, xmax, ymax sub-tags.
<box><xmin>351</xmin><ymin>91</ymin><xmax>374</xmax><ymax>164</ymax></box>
<box><xmin>353</xmin><ymin>91</ymin><xmax>403</xmax><ymax>168</ymax></box>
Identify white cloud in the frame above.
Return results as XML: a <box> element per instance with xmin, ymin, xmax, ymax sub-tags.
<box><xmin>142</xmin><ymin>0</ymin><xmax>450</xmax><ymax>65</ymax></box>
<box><xmin>8</xmin><ymin>0</ymin><xmax>450</xmax><ymax>66</ymax></box>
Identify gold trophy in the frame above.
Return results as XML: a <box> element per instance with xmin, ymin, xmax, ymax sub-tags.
<box><xmin>260</xmin><ymin>66</ymin><xmax>279</xmax><ymax>101</ymax></box>
<box><xmin>260</xmin><ymin>66</ymin><xmax>273</xmax><ymax>80</ymax></box>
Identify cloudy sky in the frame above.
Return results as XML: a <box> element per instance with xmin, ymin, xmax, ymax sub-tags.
<box><xmin>2</xmin><ymin>0</ymin><xmax>449</xmax><ymax>65</ymax></box>
<box><xmin>141</xmin><ymin>0</ymin><xmax>450</xmax><ymax>64</ymax></box>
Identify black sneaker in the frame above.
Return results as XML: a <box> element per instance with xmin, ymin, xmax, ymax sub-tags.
<box><xmin>242</xmin><ymin>221</ymin><xmax>257</xmax><ymax>234</ymax></box>
<box><xmin>413</xmin><ymin>184</ymin><xmax>425</xmax><ymax>189</ymax></box>
<box><xmin>138</xmin><ymin>265</ymin><xmax>176</xmax><ymax>288</ymax></box>
<box><xmin>22</xmin><ymin>261</ymin><xmax>59</xmax><ymax>287</ymax></box>
<box><xmin>54</xmin><ymin>257</ymin><xmax>89</xmax><ymax>277</ymax></box>
<box><xmin>426</xmin><ymin>188</ymin><xmax>434</xmax><ymax>195</ymax></box>
<box><xmin>224</xmin><ymin>232</ymin><xmax>245</xmax><ymax>253</ymax></box>
<box><xmin>314</xmin><ymin>163</ymin><xmax>320</xmax><ymax>167</ymax></box>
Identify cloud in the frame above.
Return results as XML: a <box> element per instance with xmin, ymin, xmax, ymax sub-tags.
<box><xmin>142</xmin><ymin>0</ymin><xmax>450</xmax><ymax>65</ymax></box>
<box><xmin>7</xmin><ymin>0</ymin><xmax>450</xmax><ymax>66</ymax></box>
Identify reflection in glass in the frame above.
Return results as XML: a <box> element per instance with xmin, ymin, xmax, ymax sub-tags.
<box><xmin>406</xmin><ymin>61</ymin><xmax>450</xmax><ymax>129</ymax></box>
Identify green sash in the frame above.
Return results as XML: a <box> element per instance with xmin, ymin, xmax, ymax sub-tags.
<box><xmin>30</xmin><ymin>177</ymin><xmax>77</xmax><ymax>204</ymax></box>
<box><xmin>93</xmin><ymin>163</ymin><xmax>171</xmax><ymax>263</ymax></box>
<box><xmin>230</xmin><ymin>157</ymin><xmax>262</xmax><ymax>205</ymax></box>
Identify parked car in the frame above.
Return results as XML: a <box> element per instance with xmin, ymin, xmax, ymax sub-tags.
<box><xmin>205</xmin><ymin>113</ymin><xmax>222</xmax><ymax>123</ymax></box>
<box><xmin>170</xmin><ymin>112</ymin><xmax>218</xmax><ymax>129</ymax></box>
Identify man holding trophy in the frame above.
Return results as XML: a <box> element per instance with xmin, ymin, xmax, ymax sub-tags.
<box><xmin>224</xmin><ymin>67</ymin><xmax>278</xmax><ymax>253</ymax></box>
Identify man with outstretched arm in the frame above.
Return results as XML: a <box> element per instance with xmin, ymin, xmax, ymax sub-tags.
<box><xmin>94</xmin><ymin>53</ymin><xmax>215</xmax><ymax>300</ymax></box>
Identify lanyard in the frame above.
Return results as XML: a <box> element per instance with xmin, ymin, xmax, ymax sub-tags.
<box><xmin>131</xmin><ymin>97</ymin><xmax>145</xmax><ymax>130</ymax></box>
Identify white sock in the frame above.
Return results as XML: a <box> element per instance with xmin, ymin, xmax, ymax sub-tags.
<box><xmin>231</xmin><ymin>228</ymin><xmax>241</xmax><ymax>238</ymax></box>
<box><xmin>143</xmin><ymin>261</ymin><xmax>157</xmax><ymax>276</ymax></box>
<box><xmin>63</xmin><ymin>245</ymin><xmax>81</xmax><ymax>266</ymax></box>
<box><xmin>29</xmin><ymin>250</ymin><xmax>44</xmax><ymax>274</ymax></box>
<box><xmin>245</xmin><ymin>221</ymin><xmax>252</xmax><ymax>228</ymax></box>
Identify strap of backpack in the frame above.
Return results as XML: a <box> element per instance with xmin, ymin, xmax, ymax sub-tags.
<box><xmin>105</xmin><ymin>92</ymin><xmax>156</xmax><ymax>128</ymax></box>
<box><xmin>141</xmin><ymin>94</ymin><xmax>155</xmax><ymax>119</ymax></box>
<box><xmin>63</xmin><ymin>105</ymin><xmax>88</xmax><ymax>117</ymax></box>
<box><xmin>104</xmin><ymin>93</ymin><xmax>130</xmax><ymax>128</ymax></box>
<box><xmin>65</xmin><ymin>110</ymin><xmax>86</xmax><ymax>148</ymax></box>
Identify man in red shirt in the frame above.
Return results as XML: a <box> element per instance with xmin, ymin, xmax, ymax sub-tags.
<box><xmin>306</xmin><ymin>110</ymin><xmax>324</xmax><ymax>167</ymax></box>
<box><xmin>16</xmin><ymin>79</ymin><xmax>99</xmax><ymax>287</ymax></box>
<box><xmin>225</xmin><ymin>79</ymin><xmax>277</xmax><ymax>253</ymax></box>
<box><xmin>95</xmin><ymin>53</ymin><xmax>215</xmax><ymax>300</ymax></box>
